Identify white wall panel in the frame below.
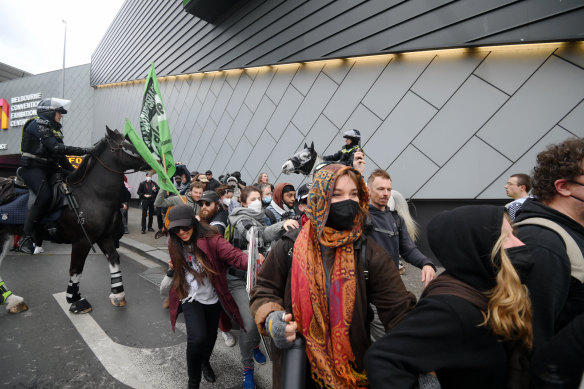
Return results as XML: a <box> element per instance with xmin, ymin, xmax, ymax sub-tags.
<box><xmin>478</xmin><ymin>55</ymin><xmax>584</xmax><ymax>161</ymax></box>
<box><xmin>414</xmin><ymin>75</ymin><xmax>508</xmax><ymax>166</ymax></box>
<box><xmin>415</xmin><ymin>137</ymin><xmax>511</xmax><ymax>198</ymax></box>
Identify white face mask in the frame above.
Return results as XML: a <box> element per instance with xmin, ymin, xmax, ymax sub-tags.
<box><xmin>248</xmin><ymin>199</ymin><xmax>262</xmax><ymax>213</ymax></box>
<box><xmin>146</xmin><ymin>177</ymin><xmax>152</xmax><ymax>182</ymax></box>
<box><xmin>223</xmin><ymin>198</ymin><xmax>231</xmax><ymax>206</ymax></box>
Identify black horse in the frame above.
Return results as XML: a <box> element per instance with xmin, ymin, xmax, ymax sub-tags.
<box><xmin>281</xmin><ymin>142</ymin><xmax>324</xmax><ymax>176</ymax></box>
<box><xmin>0</xmin><ymin>127</ymin><xmax>148</xmax><ymax>314</ymax></box>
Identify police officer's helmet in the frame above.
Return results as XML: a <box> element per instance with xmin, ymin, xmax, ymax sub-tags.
<box><xmin>37</xmin><ymin>98</ymin><xmax>71</xmax><ymax>120</ymax></box>
<box><xmin>342</xmin><ymin>129</ymin><xmax>361</xmax><ymax>140</ymax></box>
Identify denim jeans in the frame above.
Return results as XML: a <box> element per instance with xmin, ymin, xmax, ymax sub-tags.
<box><xmin>228</xmin><ymin>278</ymin><xmax>260</xmax><ymax>368</ymax></box>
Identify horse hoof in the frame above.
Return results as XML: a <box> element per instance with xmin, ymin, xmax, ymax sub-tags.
<box><xmin>69</xmin><ymin>298</ymin><xmax>92</xmax><ymax>314</ymax></box>
<box><xmin>8</xmin><ymin>302</ymin><xmax>29</xmax><ymax>313</ymax></box>
<box><xmin>110</xmin><ymin>296</ymin><xmax>126</xmax><ymax>307</ymax></box>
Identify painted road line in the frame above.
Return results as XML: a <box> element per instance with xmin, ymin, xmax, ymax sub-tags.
<box><xmin>53</xmin><ymin>292</ymin><xmax>186</xmax><ymax>389</ymax></box>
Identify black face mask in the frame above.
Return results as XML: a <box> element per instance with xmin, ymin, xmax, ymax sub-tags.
<box><xmin>326</xmin><ymin>199</ymin><xmax>360</xmax><ymax>231</ymax></box>
<box><xmin>505</xmin><ymin>245</ymin><xmax>533</xmax><ymax>284</ymax></box>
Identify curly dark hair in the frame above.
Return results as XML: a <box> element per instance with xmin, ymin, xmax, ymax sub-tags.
<box><xmin>532</xmin><ymin>138</ymin><xmax>584</xmax><ymax>202</ymax></box>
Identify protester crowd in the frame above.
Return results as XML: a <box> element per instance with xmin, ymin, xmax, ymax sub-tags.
<box><xmin>146</xmin><ymin>133</ymin><xmax>583</xmax><ymax>389</ymax></box>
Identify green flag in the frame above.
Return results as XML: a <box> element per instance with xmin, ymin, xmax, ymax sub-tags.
<box><xmin>140</xmin><ymin>63</ymin><xmax>176</xmax><ymax>178</ymax></box>
<box><xmin>124</xmin><ymin>119</ymin><xmax>179</xmax><ymax>195</ymax></box>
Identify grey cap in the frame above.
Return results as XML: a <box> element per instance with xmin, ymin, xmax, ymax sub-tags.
<box><xmin>200</xmin><ymin>190</ymin><xmax>220</xmax><ymax>203</ymax></box>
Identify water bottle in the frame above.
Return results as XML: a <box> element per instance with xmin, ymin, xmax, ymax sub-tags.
<box><xmin>282</xmin><ymin>333</ymin><xmax>306</xmax><ymax>389</ymax></box>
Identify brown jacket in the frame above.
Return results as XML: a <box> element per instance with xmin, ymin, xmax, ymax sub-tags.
<box><xmin>250</xmin><ymin>229</ymin><xmax>416</xmax><ymax>388</ymax></box>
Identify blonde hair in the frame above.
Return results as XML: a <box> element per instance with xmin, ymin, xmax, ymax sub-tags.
<box><xmin>389</xmin><ymin>190</ymin><xmax>420</xmax><ymax>241</ymax></box>
<box><xmin>482</xmin><ymin>230</ymin><xmax>533</xmax><ymax>349</ymax></box>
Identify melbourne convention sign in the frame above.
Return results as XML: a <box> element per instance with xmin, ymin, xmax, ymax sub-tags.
<box><xmin>0</xmin><ymin>93</ymin><xmax>43</xmax><ymax>129</ymax></box>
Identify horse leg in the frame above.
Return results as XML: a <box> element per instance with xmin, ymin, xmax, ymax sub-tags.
<box><xmin>67</xmin><ymin>242</ymin><xmax>93</xmax><ymax>314</ymax></box>
<box><xmin>0</xmin><ymin>234</ymin><xmax>28</xmax><ymax>313</ymax></box>
<box><xmin>97</xmin><ymin>237</ymin><xmax>126</xmax><ymax>307</ymax></box>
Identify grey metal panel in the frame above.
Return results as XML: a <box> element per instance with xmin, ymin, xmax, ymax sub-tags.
<box><xmin>414</xmin><ymin>75</ymin><xmax>508</xmax><ymax>167</ymax></box>
<box><xmin>266</xmin><ymin>86</ymin><xmax>303</xmax><ymax>140</ymax></box>
<box><xmin>246</xmin><ymin>130</ymin><xmax>277</xmax><ymax>179</ymax></box>
<box><xmin>365</xmin><ymin>92</ymin><xmax>436</xmax><ymax>170</ymax></box>
<box><xmin>303</xmin><ymin>114</ymin><xmax>340</xmax><ymax>157</ymax></box>
<box><xmin>478</xmin><ymin>55</ymin><xmax>584</xmax><ymax>161</ymax></box>
<box><xmin>560</xmin><ymin>100</ymin><xmax>584</xmax><ymax>138</ymax></box>
<box><xmin>227</xmin><ymin>104</ymin><xmax>253</xmax><ymax>149</ymax></box>
<box><xmin>212</xmin><ymin>113</ymin><xmax>234</xmax><ymax>153</ymax></box>
<box><xmin>556</xmin><ymin>43</ymin><xmax>584</xmax><ymax>69</ymax></box>
<box><xmin>415</xmin><ymin>137</ymin><xmax>511</xmax><ymax>199</ymax></box>
<box><xmin>266</xmin><ymin>122</ymin><xmax>303</xmax><ymax>181</ymax></box>
<box><xmin>362</xmin><ymin>54</ymin><xmax>433</xmax><ymax>120</ymax></box>
<box><xmin>321</xmin><ymin>59</ymin><xmax>355</xmax><ymax>85</ymax></box>
<box><xmin>226</xmin><ymin>72</ymin><xmax>253</xmax><ymax>118</ymax></box>
<box><xmin>91</xmin><ymin>0</ymin><xmax>584</xmax><ymax>86</ymax></box>
<box><xmin>245</xmin><ymin>67</ymin><xmax>276</xmax><ymax>112</ymax></box>
<box><xmin>474</xmin><ymin>46</ymin><xmax>554</xmax><ymax>95</ymax></box>
<box><xmin>291</xmin><ymin>72</ymin><xmax>338</xmax><ymax>136</ymax></box>
<box><xmin>323</xmin><ymin>59</ymin><xmax>388</xmax><ymax>128</ymax></box>
<box><xmin>210</xmin><ymin>79</ymin><xmax>234</xmax><ymax>125</ymax></box>
<box><xmin>245</xmin><ymin>95</ymin><xmax>276</xmax><ymax>145</ymax></box>
<box><xmin>341</xmin><ymin>104</ymin><xmax>381</xmax><ymax>146</ymax></box>
<box><xmin>389</xmin><ymin>145</ymin><xmax>439</xmax><ymax>199</ymax></box>
<box><xmin>411</xmin><ymin>52</ymin><xmax>487</xmax><ymax>109</ymax></box>
<box><xmin>291</xmin><ymin>63</ymin><xmax>325</xmax><ymax>96</ymax></box>
<box><xmin>265</xmin><ymin>64</ymin><xmax>299</xmax><ymax>104</ymax></box>
<box><xmin>478</xmin><ymin>126</ymin><xmax>575</xmax><ymax>199</ymax></box>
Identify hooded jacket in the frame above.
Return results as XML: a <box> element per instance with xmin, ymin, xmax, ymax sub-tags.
<box><xmin>154</xmin><ymin>188</ymin><xmax>201</xmax><ymax>216</ymax></box>
<box><xmin>365</xmin><ymin>205</ymin><xmax>512</xmax><ymax>389</ymax></box>
<box><xmin>228</xmin><ymin>206</ymin><xmax>288</xmax><ymax>248</ymax></box>
<box><xmin>265</xmin><ymin>182</ymin><xmax>295</xmax><ymax>224</ymax></box>
<box><xmin>514</xmin><ymin>199</ymin><xmax>584</xmax><ymax>351</ymax></box>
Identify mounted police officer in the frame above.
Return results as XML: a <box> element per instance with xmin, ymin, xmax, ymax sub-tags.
<box><xmin>323</xmin><ymin>129</ymin><xmax>362</xmax><ymax>166</ymax></box>
<box><xmin>18</xmin><ymin>98</ymin><xmax>91</xmax><ymax>254</ymax></box>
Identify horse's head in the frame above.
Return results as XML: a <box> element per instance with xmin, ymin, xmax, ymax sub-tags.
<box><xmin>282</xmin><ymin>142</ymin><xmax>317</xmax><ymax>175</ymax></box>
<box><xmin>105</xmin><ymin>126</ymin><xmax>150</xmax><ymax>172</ymax></box>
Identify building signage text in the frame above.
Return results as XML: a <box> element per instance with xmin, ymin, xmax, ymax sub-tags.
<box><xmin>9</xmin><ymin>93</ymin><xmax>42</xmax><ymax>127</ymax></box>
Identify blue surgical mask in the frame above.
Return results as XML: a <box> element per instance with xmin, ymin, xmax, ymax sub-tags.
<box><xmin>263</xmin><ymin>196</ymin><xmax>272</xmax><ymax>204</ymax></box>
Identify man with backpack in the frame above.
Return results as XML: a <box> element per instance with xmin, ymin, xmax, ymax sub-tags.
<box><xmin>514</xmin><ymin>138</ymin><xmax>584</xmax><ymax>386</ymax></box>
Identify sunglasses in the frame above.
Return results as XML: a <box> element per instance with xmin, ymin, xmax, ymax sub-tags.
<box><xmin>170</xmin><ymin>225</ymin><xmax>194</xmax><ymax>235</ymax></box>
<box><xmin>198</xmin><ymin>200</ymin><xmax>214</xmax><ymax>207</ymax></box>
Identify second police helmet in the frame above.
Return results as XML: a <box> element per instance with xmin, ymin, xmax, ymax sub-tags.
<box><xmin>37</xmin><ymin>98</ymin><xmax>71</xmax><ymax>121</ymax></box>
<box><xmin>343</xmin><ymin>129</ymin><xmax>361</xmax><ymax>145</ymax></box>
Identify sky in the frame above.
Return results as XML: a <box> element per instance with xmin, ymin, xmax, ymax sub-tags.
<box><xmin>0</xmin><ymin>0</ymin><xmax>126</xmax><ymax>75</ymax></box>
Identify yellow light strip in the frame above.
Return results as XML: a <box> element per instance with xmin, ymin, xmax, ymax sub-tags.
<box><xmin>95</xmin><ymin>41</ymin><xmax>582</xmax><ymax>89</ymax></box>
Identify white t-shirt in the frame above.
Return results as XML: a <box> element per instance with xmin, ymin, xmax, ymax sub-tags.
<box><xmin>182</xmin><ymin>251</ymin><xmax>218</xmax><ymax>305</ymax></box>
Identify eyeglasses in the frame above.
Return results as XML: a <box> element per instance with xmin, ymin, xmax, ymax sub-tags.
<box><xmin>170</xmin><ymin>225</ymin><xmax>193</xmax><ymax>235</ymax></box>
<box><xmin>198</xmin><ymin>200</ymin><xmax>213</xmax><ymax>207</ymax></box>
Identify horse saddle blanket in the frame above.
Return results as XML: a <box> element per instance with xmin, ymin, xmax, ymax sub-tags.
<box><xmin>0</xmin><ymin>187</ymin><xmax>63</xmax><ymax>225</ymax></box>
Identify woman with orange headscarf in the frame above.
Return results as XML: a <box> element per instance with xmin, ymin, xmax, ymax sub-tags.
<box><xmin>250</xmin><ymin>164</ymin><xmax>416</xmax><ymax>388</ymax></box>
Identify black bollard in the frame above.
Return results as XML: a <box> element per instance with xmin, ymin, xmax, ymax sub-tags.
<box><xmin>282</xmin><ymin>334</ymin><xmax>306</xmax><ymax>389</ymax></box>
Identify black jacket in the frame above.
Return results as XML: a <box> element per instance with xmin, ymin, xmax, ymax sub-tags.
<box><xmin>365</xmin><ymin>205</ymin><xmax>514</xmax><ymax>388</ymax></box>
<box><xmin>20</xmin><ymin>117</ymin><xmax>87</xmax><ymax>170</ymax></box>
<box><xmin>367</xmin><ymin>204</ymin><xmax>434</xmax><ymax>270</ymax></box>
<box><xmin>137</xmin><ymin>180</ymin><xmax>159</xmax><ymax>202</ymax></box>
<box><xmin>514</xmin><ymin>199</ymin><xmax>584</xmax><ymax>350</ymax></box>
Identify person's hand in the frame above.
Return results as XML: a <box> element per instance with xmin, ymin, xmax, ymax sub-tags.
<box><xmin>122</xmin><ymin>203</ymin><xmax>127</xmax><ymax>210</ymax></box>
<box><xmin>168</xmin><ymin>259</ymin><xmax>174</xmax><ymax>270</ymax></box>
<box><xmin>421</xmin><ymin>265</ymin><xmax>437</xmax><ymax>287</ymax></box>
<box><xmin>283</xmin><ymin>219</ymin><xmax>299</xmax><ymax>231</ymax></box>
<box><xmin>144</xmin><ymin>194</ymin><xmax>151</xmax><ymax>198</ymax></box>
<box><xmin>283</xmin><ymin>313</ymin><xmax>297</xmax><ymax>343</ymax></box>
<box><xmin>258</xmin><ymin>253</ymin><xmax>265</xmax><ymax>265</ymax></box>
<box><xmin>353</xmin><ymin>149</ymin><xmax>365</xmax><ymax>174</ymax></box>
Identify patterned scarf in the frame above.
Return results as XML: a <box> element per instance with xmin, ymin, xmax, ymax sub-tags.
<box><xmin>291</xmin><ymin>164</ymin><xmax>369</xmax><ymax>388</ymax></box>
